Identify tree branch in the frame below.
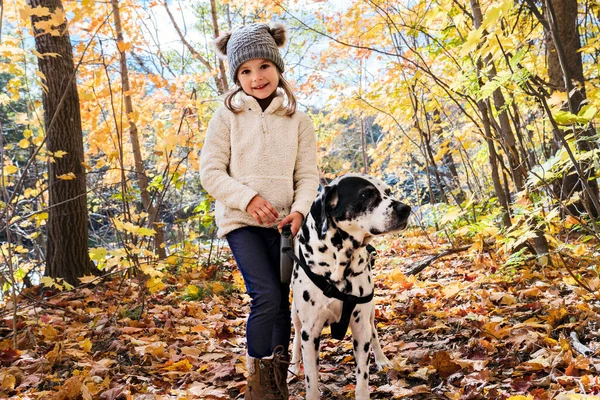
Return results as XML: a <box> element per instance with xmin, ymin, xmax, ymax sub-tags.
<box><xmin>406</xmin><ymin>245</ymin><xmax>471</xmax><ymax>276</ymax></box>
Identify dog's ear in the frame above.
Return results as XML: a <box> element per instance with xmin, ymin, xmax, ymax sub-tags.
<box><xmin>319</xmin><ymin>184</ymin><xmax>338</xmax><ymax>239</ymax></box>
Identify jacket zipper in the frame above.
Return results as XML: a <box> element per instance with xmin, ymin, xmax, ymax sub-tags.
<box><xmin>260</xmin><ymin>112</ymin><xmax>267</xmax><ymax>135</ymax></box>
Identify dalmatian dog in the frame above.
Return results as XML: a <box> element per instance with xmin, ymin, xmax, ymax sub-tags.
<box><xmin>289</xmin><ymin>173</ymin><xmax>411</xmax><ymax>400</ymax></box>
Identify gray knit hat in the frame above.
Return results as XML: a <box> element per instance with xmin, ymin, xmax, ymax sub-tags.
<box><xmin>214</xmin><ymin>23</ymin><xmax>286</xmax><ymax>83</ymax></box>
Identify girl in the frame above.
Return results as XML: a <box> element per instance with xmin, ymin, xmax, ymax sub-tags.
<box><xmin>200</xmin><ymin>23</ymin><xmax>319</xmax><ymax>399</ymax></box>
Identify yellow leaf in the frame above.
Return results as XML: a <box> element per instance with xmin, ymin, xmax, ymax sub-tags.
<box><xmin>54</xmin><ymin>150</ymin><xmax>67</xmax><ymax>158</ymax></box>
<box><xmin>32</xmin><ymin>135</ymin><xmax>44</xmax><ymax>146</ymax></box>
<box><xmin>147</xmin><ymin>277</ymin><xmax>165</xmax><ymax>294</ymax></box>
<box><xmin>4</xmin><ymin>165</ymin><xmax>18</xmax><ymax>175</ymax></box>
<box><xmin>442</xmin><ymin>282</ymin><xmax>464</xmax><ymax>298</ymax></box>
<box><xmin>166</xmin><ymin>255</ymin><xmax>179</xmax><ymax>265</ymax></box>
<box><xmin>19</xmin><ymin>5</ymin><xmax>51</xmax><ymax>20</ymax></box>
<box><xmin>117</xmin><ymin>41</ymin><xmax>132</xmax><ymax>53</ymax></box>
<box><xmin>211</xmin><ymin>282</ymin><xmax>225</xmax><ymax>294</ymax></box>
<box><xmin>507</xmin><ymin>396</ymin><xmax>534</xmax><ymax>400</ymax></box>
<box><xmin>23</xmin><ymin>129</ymin><xmax>32</xmax><ymax>138</ymax></box>
<box><xmin>89</xmin><ymin>247</ymin><xmax>107</xmax><ymax>261</ymax></box>
<box><xmin>56</xmin><ymin>172</ymin><xmax>76</xmax><ymax>180</ymax></box>
<box><xmin>186</xmin><ymin>284</ymin><xmax>199</xmax><ymax>297</ymax></box>
<box><xmin>161</xmin><ymin>359</ymin><xmax>193</xmax><ymax>371</ymax></box>
<box><xmin>460</xmin><ymin>28</ymin><xmax>483</xmax><ymax>57</ymax></box>
<box><xmin>41</xmin><ymin>325</ymin><xmax>59</xmax><ymax>341</ymax></box>
<box><xmin>439</xmin><ymin>207</ymin><xmax>464</xmax><ymax>225</ymax></box>
<box><xmin>34</xmin><ymin>212</ymin><xmax>48</xmax><ymax>227</ymax></box>
<box><xmin>78</xmin><ymin>275</ymin><xmax>98</xmax><ymax>285</ymax></box>
<box><xmin>481</xmin><ymin>3</ymin><xmax>504</xmax><ymax>30</ymax></box>
<box><xmin>138</xmin><ymin>227</ymin><xmax>156</xmax><ymax>236</ymax></box>
<box><xmin>79</xmin><ymin>338</ymin><xmax>92</xmax><ymax>352</ymax></box>
<box><xmin>41</xmin><ymin>276</ymin><xmax>62</xmax><ymax>290</ymax></box>
<box><xmin>555</xmin><ymin>395</ymin><xmax>600</xmax><ymax>400</ymax></box>
<box><xmin>1</xmin><ymin>374</ymin><xmax>16</xmax><ymax>391</ymax></box>
<box><xmin>34</xmin><ymin>70</ymin><xmax>46</xmax><ymax>81</ymax></box>
<box><xmin>563</xmin><ymin>276</ymin><xmax>578</xmax><ymax>286</ymax></box>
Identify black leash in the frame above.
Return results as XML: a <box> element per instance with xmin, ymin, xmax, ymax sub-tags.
<box><xmin>281</xmin><ymin>245</ymin><xmax>374</xmax><ymax>339</ymax></box>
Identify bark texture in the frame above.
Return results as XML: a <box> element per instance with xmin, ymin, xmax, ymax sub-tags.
<box><xmin>30</xmin><ymin>0</ymin><xmax>92</xmax><ymax>285</ymax></box>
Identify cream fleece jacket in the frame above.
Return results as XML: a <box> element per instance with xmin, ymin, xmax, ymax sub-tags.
<box><xmin>200</xmin><ymin>92</ymin><xmax>319</xmax><ymax>238</ymax></box>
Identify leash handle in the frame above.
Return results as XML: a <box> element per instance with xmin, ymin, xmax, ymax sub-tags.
<box><xmin>280</xmin><ymin>224</ymin><xmax>294</xmax><ymax>283</ymax></box>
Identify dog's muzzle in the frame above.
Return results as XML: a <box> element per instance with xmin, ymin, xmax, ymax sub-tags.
<box><xmin>395</xmin><ymin>203</ymin><xmax>411</xmax><ymax>228</ymax></box>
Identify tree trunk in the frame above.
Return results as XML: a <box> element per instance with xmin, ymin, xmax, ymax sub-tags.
<box><xmin>471</xmin><ymin>0</ymin><xmax>551</xmax><ymax>259</ymax></box>
<box><xmin>433</xmin><ymin>109</ymin><xmax>465</xmax><ymax>203</ymax></box>
<box><xmin>210</xmin><ymin>0</ymin><xmax>229</xmax><ymax>93</ymax></box>
<box><xmin>360</xmin><ymin>118</ymin><xmax>368</xmax><ymax>174</ymax></box>
<box><xmin>544</xmin><ymin>0</ymin><xmax>599</xmax><ymax>216</ymax></box>
<box><xmin>546</xmin><ymin>0</ymin><xmax>585</xmax><ymax>105</ymax></box>
<box><xmin>112</xmin><ymin>0</ymin><xmax>166</xmax><ymax>258</ymax></box>
<box><xmin>30</xmin><ymin>0</ymin><xmax>92</xmax><ymax>285</ymax></box>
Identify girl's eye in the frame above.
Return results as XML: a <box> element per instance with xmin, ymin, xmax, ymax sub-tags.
<box><xmin>261</xmin><ymin>64</ymin><xmax>270</xmax><ymax>69</ymax></box>
<box><xmin>240</xmin><ymin>70</ymin><xmax>249</xmax><ymax>74</ymax></box>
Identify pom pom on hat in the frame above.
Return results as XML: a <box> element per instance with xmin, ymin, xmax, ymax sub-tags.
<box><xmin>268</xmin><ymin>24</ymin><xmax>287</xmax><ymax>47</ymax></box>
<box><xmin>213</xmin><ymin>32</ymin><xmax>231</xmax><ymax>58</ymax></box>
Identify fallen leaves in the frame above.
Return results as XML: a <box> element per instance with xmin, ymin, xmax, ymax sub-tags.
<box><xmin>1</xmin><ymin>231</ymin><xmax>600</xmax><ymax>399</ymax></box>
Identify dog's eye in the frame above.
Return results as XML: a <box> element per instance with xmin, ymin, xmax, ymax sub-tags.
<box><xmin>361</xmin><ymin>188</ymin><xmax>377</xmax><ymax>199</ymax></box>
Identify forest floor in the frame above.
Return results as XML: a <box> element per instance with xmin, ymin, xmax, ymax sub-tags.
<box><xmin>1</xmin><ymin>229</ymin><xmax>600</xmax><ymax>399</ymax></box>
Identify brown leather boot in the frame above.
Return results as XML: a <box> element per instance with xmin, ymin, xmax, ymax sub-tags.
<box><xmin>245</xmin><ymin>353</ymin><xmax>283</xmax><ymax>400</ymax></box>
<box><xmin>272</xmin><ymin>345</ymin><xmax>290</xmax><ymax>399</ymax></box>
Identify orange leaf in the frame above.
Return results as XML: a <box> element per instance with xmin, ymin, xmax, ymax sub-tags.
<box><xmin>431</xmin><ymin>351</ymin><xmax>461</xmax><ymax>378</ymax></box>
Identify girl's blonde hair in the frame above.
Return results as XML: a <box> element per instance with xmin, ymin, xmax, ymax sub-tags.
<box><xmin>224</xmin><ymin>72</ymin><xmax>297</xmax><ymax>116</ymax></box>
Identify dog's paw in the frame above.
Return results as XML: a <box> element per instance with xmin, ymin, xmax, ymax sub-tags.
<box><xmin>375</xmin><ymin>356</ymin><xmax>393</xmax><ymax>371</ymax></box>
<box><xmin>289</xmin><ymin>361</ymin><xmax>301</xmax><ymax>376</ymax></box>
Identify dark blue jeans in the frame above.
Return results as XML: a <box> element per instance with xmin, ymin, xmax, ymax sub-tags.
<box><xmin>226</xmin><ymin>226</ymin><xmax>290</xmax><ymax>358</ymax></box>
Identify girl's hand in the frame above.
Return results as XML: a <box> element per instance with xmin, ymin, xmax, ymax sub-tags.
<box><xmin>246</xmin><ymin>195</ymin><xmax>279</xmax><ymax>225</ymax></box>
<box><xmin>278</xmin><ymin>212</ymin><xmax>304</xmax><ymax>237</ymax></box>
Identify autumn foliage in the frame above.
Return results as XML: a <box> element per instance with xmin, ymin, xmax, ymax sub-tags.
<box><xmin>1</xmin><ymin>0</ymin><xmax>600</xmax><ymax>398</ymax></box>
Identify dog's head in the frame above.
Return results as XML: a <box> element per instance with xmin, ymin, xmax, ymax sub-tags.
<box><xmin>311</xmin><ymin>173</ymin><xmax>411</xmax><ymax>241</ymax></box>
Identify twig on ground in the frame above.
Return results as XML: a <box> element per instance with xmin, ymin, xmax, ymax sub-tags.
<box><xmin>405</xmin><ymin>245</ymin><xmax>471</xmax><ymax>276</ymax></box>
<box><xmin>569</xmin><ymin>331</ymin><xmax>593</xmax><ymax>357</ymax></box>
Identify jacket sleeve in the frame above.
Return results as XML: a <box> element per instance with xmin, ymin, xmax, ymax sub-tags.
<box><xmin>200</xmin><ymin>107</ymin><xmax>257</xmax><ymax>212</ymax></box>
<box><xmin>291</xmin><ymin>113</ymin><xmax>320</xmax><ymax>218</ymax></box>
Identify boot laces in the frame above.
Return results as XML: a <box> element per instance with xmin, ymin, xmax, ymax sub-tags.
<box><xmin>272</xmin><ymin>345</ymin><xmax>290</xmax><ymax>398</ymax></box>
<box><xmin>259</xmin><ymin>359</ymin><xmax>282</xmax><ymax>400</ymax></box>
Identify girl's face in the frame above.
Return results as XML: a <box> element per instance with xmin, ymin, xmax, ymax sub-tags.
<box><xmin>236</xmin><ymin>58</ymin><xmax>280</xmax><ymax>99</ymax></box>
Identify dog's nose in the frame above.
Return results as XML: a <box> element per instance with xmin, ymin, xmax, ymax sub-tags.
<box><xmin>394</xmin><ymin>203</ymin><xmax>411</xmax><ymax>220</ymax></box>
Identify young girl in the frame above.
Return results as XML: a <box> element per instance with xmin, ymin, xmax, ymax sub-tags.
<box><xmin>200</xmin><ymin>23</ymin><xmax>319</xmax><ymax>399</ymax></box>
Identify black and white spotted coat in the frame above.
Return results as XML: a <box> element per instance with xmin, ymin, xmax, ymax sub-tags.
<box><xmin>289</xmin><ymin>174</ymin><xmax>411</xmax><ymax>400</ymax></box>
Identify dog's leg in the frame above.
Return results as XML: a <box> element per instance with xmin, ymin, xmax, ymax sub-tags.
<box><xmin>370</xmin><ymin>305</ymin><xmax>392</xmax><ymax>369</ymax></box>
<box><xmin>290</xmin><ymin>301</ymin><xmax>302</xmax><ymax>376</ymax></box>
<box><xmin>300</xmin><ymin>319</ymin><xmax>324</xmax><ymax>400</ymax></box>
<box><xmin>351</xmin><ymin>307</ymin><xmax>373</xmax><ymax>400</ymax></box>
